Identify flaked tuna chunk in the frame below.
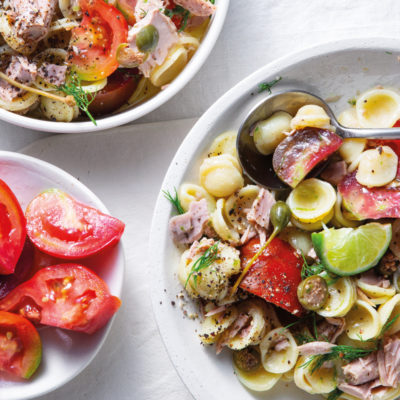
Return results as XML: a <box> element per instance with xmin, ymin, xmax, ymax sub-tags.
<box><xmin>377</xmin><ymin>336</ymin><xmax>400</xmax><ymax>387</ymax></box>
<box><xmin>169</xmin><ymin>199</ymin><xmax>209</xmax><ymax>245</ymax></box>
<box><xmin>359</xmin><ymin>270</ymin><xmax>390</xmax><ymax>289</ymax></box>
<box><xmin>273</xmin><ymin>337</ymin><xmax>290</xmax><ymax>352</ymax></box>
<box><xmin>338</xmin><ymin>379</ymin><xmax>381</xmax><ymax>400</ymax></box>
<box><xmin>134</xmin><ymin>0</ymin><xmax>164</xmax><ymax>22</ymax></box>
<box><xmin>215</xmin><ymin>313</ymin><xmax>250</xmax><ymax>354</ymax></box>
<box><xmin>124</xmin><ymin>9</ymin><xmax>178</xmax><ymax>77</ymax></box>
<box><xmin>320</xmin><ymin>160</ymin><xmax>347</xmax><ymax>186</ymax></box>
<box><xmin>174</xmin><ymin>0</ymin><xmax>216</xmax><ymax>16</ymax></box>
<box><xmin>342</xmin><ymin>353</ymin><xmax>379</xmax><ymax>385</ymax></box>
<box><xmin>297</xmin><ymin>341</ymin><xmax>335</xmax><ymax>356</ymax></box>
<box><xmin>0</xmin><ymin>55</ymin><xmax>37</xmax><ymax>102</ymax></box>
<box><xmin>38</xmin><ymin>63</ymin><xmax>67</xmax><ymax>86</ymax></box>
<box><xmin>317</xmin><ymin>317</ymin><xmax>346</xmax><ymax>343</ymax></box>
<box><xmin>246</xmin><ymin>189</ymin><xmax>275</xmax><ymax>231</ymax></box>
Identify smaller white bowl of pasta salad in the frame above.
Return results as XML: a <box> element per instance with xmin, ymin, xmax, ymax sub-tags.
<box><xmin>150</xmin><ymin>38</ymin><xmax>400</xmax><ymax>400</ymax></box>
<box><xmin>0</xmin><ymin>0</ymin><xmax>228</xmax><ymax>133</ymax></box>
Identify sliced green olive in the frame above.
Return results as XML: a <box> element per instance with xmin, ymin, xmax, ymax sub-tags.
<box><xmin>297</xmin><ymin>275</ymin><xmax>328</xmax><ymax>311</ymax></box>
<box><xmin>233</xmin><ymin>347</ymin><xmax>261</xmax><ymax>373</ymax></box>
<box><xmin>136</xmin><ymin>25</ymin><xmax>159</xmax><ymax>53</ymax></box>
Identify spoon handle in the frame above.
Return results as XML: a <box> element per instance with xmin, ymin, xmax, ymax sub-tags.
<box><xmin>338</xmin><ymin>126</ymin><xmax>400</xmax><ymax>140</ymax></box>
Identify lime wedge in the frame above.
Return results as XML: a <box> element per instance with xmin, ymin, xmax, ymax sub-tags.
<box><xmin>312</xmin><ymin>223</ymin><xmax>392</xmax><ymax>276</ymax></box>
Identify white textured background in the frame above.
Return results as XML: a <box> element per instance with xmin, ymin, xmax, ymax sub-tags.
<box><xmin>0</xmin><ymin>1</ymin><xmax>399</xmax><ymax>399</ymax></box>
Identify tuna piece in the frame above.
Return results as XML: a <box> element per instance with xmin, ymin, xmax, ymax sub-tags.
<box><xmin>215</xmin><ymin>313</ymin><xmax>250</xmax><ymax>354</ymax></box>
<box><xmin>246</xmin><ymin>188</ymin><xmax>275</xmax><ymax>230</ymax></box>
<box><xmin>273</xmin><ymin>337</ymin><xmax>290</xmax><ymax>352</ymax></box>
<box><xmin>0</xmin><ymin>55</ymin><xmax>37</xmax><ymax>102</ymax></box>
<box><xmin>320</xmin><ymin>160</ymin><xmax>347</xmax><ymax>186</ymax></box>
<box><xmin>338</xmin><ymin>379</ymin><xmax>381</xmax><ymax>400</ymax></box>
<box><xmin>297</xmin><ymin>341</ymin><xmax>335</xmax><ymax>356</ymax></box>
<box><xmin>134</xmin><ymin>0</ymin><xmax>164</xmax><ymax>21</ymax></box>
<box><xmin>359</xmin><ymin>270</ymin><xmax>390</xmax><ymax>288</ymax></box>
<box><xmin>169</xmin><ymin>199</ymin><xmax>209</xmax><ymax>245</ymax></box>
<box><xmin>37</xmin><ymin>63</ymin><xmax>67</xmax><ymax>86</ymax></box>
<box><xmin>317</xmin><ymin>317</ymin><xmax>346</xmax><ymax>343</ymax></box>
<box><xmin>377</xmin><ymin>336</ymin><xmax>400</xmax><ymax>387</ymax></box>
<box><xmin>342</xmin><ymin>353</ymin><xmax>379</xmax><ymax>386</ymax></box>
<box><xmin>174</xmin><ymin>0</ymin><xmax>216</xmax><ymax>16</ymax></box>
<box><xmin>124</xmin><ymin>9</ymin><xmax>179</xmax><ymax>77</ymax></box>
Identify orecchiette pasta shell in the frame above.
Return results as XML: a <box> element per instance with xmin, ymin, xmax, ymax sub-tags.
<box><xmin>177</xmin><ymin>249</ymin><xmax>200</xmax><ymax>299</ymax></box>
<box><xmin>357</xmin><ymin>279</ymin><xmax>396</xmax><ymax>299</ymax></box>
<box><xmin>339</xmin><ymin>138</ymin><xmax>367</xmax><ymax>164</ymax></box>
<box><xmin>356</xmin><ymin>88</ymin><xmax>400</xmax><ymax>128</ymax></box>
<box><xmin>338</xmin><ymin>107</ymin><xmax>362</xmax><ymax>128</ymax></box>
<box><xmin>378</xmin><ymin>293</ymin><xmax>400</xmax><ymax>335</ymax></box>
<box><xmin>291</xmin><ymin>207</ymin><xmax>334</xmax><ymax>232</ymax></box>
<box><xmin>0</xmin><ymin>91</ymin><xmax>38</xmax><ymax>112</ymax></box>
<box><xmin>290</xmin><ymin>105</ymin><xmax>330</xmax><ymax>130</ymax></box>
<box><xmin>40</xmin><ymin>93</ymin><xmax>75</xmax><ymax>122</ymax></box>
<box><xmin>345</xmin><ymin>299</ymin><xmax>381</xmax><ymax>341</ymax></box>
<box><xmin>128</xmin><ymin>77</ymin><xmax>160</xmax><ymax>106</ymax></box>
<box><xmin>211</xmin><ymin>199</ymin><xmax>240</xmax><ymax>244</ymax></box>
<box><xmin>331</xmin><ymin>193</ymin><xmax>361</xmax><ymax>228</ymax></box>
<box><xmin>260</xmin><ymin>328</ymin><xmax>299</xmax><ymax>374</ymax></box>
<box><xmin>178</xmin><ymin>183</ymin><xmax>216</xmax><ymax>213</ymax></box>
<box><xmin>233</xmin><ymin>362</ymin><xmax>281</xmax><ymax>392</ymax></box>
<box><xmin>208</xmin><ymin>131</ymin><xmax>238</xmax><ymax>159</ymax></box>
<box><xmin>279</xmin><ymin>227</ymin><xmax>313</xmax><ymax>256</ymax></box>
<box><xmin>317</xmin><ymin>277</ymin><xmax>356</xmax><ymax>318</ymax></box>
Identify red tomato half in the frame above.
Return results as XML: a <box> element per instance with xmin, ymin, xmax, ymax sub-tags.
<box><xmin>0</xmin><ymin>179</ymin><xmax>26</xmax><ymax>275</ymax></box>
<box><xmin>0</xmin><ymin>311</ymin><xmax>41</xmax><ymax>379</ymax></box>
<box><xmin>68</xmin><ymin>0</ymin><xmax>128</xmax><ymax>81</ymax></box>
<box><xmin>240</xmin><ymin>237</ymin><xmax>305</xmax><ymax>316</ymax></box>
<box><xmin>0</xmin><ymin>264</ymin><xmax>121</xmax><ymax>334</ymax></box>
<box><xmin>26</xmin><ymin>189</ymin><xmax>125</xmax><ymax>259</ymax></box>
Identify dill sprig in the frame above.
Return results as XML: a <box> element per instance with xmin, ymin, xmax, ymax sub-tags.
<box><xmin>164</xmin><ymin>6</ymin><xmax>190</xmax><ymax>32</ymax></box>
<box><xmin>294</xmin><ymin>332</ymin><xmax>315</xmax><ymax>345</ymax></box>
<box><xmin>58</xmin><ymin>74</ymin><xmax>97</xmax><ymax>125</ymax></box>
<box><xmin>348</xmin><ymin>98</ymin><xmax>356</xmax><ymax>106</ymax></box>
<box><xmin>327</xmin><ymin>388</ymin><xmax>343</xmax><ymax>400</ymax></box>
<box><xmin>163</xmin><ymin>188</ymin><xmax>185</xmax><ymax>214</ymax></box>
<box><xmin>380</xmin><ymin>314</ymin><xmax>399</xmax><ymax>337</ymax></box>
<box><xmin>300</xmin><ymin>252</ymin><xmax>325</xmax><ymax>280</ymax></box>
<box><xmin>258</xmin><ymin>76</ymin><xmax>282</xmax><ymax>94</ymax></box>
<box><xmin>185</xmin><ymin>241</ymin><xmax>220</xmax><ymax>288</ymax></box>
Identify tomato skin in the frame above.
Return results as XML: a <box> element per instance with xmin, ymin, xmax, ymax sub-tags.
<box><xmin>0</xmin><ymin>179</ymin><xmax>26</xmax><ymax>275</ymax></box>
<box><xmin>68</xmin><ymin>0</ymin><xmax>128</xmax><ymax>81</ymax></box>
<box><xmin>0</xmin><ymin>311</ymin><xmax>41</xmax><ymax>379</ymax></box>
<box><xmin>116</xmin><ymin>0</ymin><xmax>137</xmax><ymax>25</ymax></box>
<box><xmin>89</xmin><ymin>69</ymin><xmax>139</xmax><ymax>115</ymax></box>
<box><xmin>0</xmin><ymin>264</ymin><xmax>121</xmax><ymax>334</ymax></box>
<box><xmin>26</xmin><ymin>189</ymin><xmax>125</xmax><ymax>259</ymax></box>
<box><xmin>240</xmin><ymin>237</ymin><xmax>305</xmax><ymax>316</ymax></box>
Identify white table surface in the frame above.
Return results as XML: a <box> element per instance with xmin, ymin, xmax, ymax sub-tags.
<box><xmin>1</xmin><ymin>1</ymin><xmax>400</xmax><ymax>399</ymax></box>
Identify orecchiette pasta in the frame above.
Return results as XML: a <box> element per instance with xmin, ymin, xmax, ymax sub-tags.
<box><xmin>338</xmin><ymin>107</ymin><xmax>361</xmax><ymax>128</ymax></box>
<box><xmin>378</xmin><ymin>294</ymin><xmax>400</xmax><ymax>335</ymax></box>
<box><xmin>339</xmin><ymin>138</ymin><xmax>367</xmax><ymax>164</ymax></box>
<box><xmin>40</xmin><ymin>92</ymin><xmax>79</xmax><ymax>122</ymax></box>
<box><xmin>210</xmin><ymin>198</ymin><xmax>240</xmax><ymax>244</ymax></box>
<box><xmin>208</xmin><ymin>131</ymin><xmax>238</xmax><ymax>159</ymax></box>
<box><xmin>178</xmin><ymin>183</ymin><xmax>216</xmax><ymax>213</ymax></box>
<box><xmin>290</xmin><ymin>105</ymin><xmax>331</xmax><ymax>130</ymax></box>
<box><xmin>0</xmin><ymin>91</ymin><xmax>38</xmax><ymax>113</ymax></box>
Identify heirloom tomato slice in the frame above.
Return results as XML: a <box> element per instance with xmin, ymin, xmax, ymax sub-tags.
<box><xmin>26</xmin><ymin>189</ymin><xmax>125</xmax><ymax>259</ymax></box>
<box><xmin>240</xmin><ymin>237</ymin><xmax>305</xmax><ymax>316</ymax></box>
<box><xmin>0</xmin><ymin>264</ymin><xmax>121</xmax><ymax>334</ymax></box>
<box><xmin>0</xmin><ymin>311</ymin><xmax>41</xmax><ymax>379</ymax></box>
<box><xmin>0</xmin><ymin>179</ymin><xmax>26</xmax><ymax>275</ymax></box>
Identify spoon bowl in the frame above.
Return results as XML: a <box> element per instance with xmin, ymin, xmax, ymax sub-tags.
<box><xmin>237</xmin><ymin>89</ymin><xmax>400</xmax><ymax>190</ymax></box>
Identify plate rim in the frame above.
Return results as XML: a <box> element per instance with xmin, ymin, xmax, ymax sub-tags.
<box><xmin>0</xmin><ymin>150</ymin><xmax>125</xmax><ymax>400</ymax></box>
<box><xmin>149</xmin><ymin>36</ymin><xmax>400</xmax><ymax>400</ymax></box>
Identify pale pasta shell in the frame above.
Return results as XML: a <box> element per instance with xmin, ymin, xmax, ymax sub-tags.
<box><xmin>339</xmin><ymin>138</ymin><xmax>367</xmax><ymax>164</ymax></box>
<box><xmin>208</xmin><ymin>130</ymin><xmax>238</xmax><ymax>159</ymax></box>
<box><xmin>128</xmin><ymin>77</ymin><xmax>160</xmax><ymax>106</ymax></box>
<box><xmin>378</xmin><ymin>294</ymin><xmax>400</xmax><ymax>335</ymax></box>
<box><xmin>0</xmin><ymin>91</ymin><xmax>38</xmax><ymax>112</ymax></box>
<box><xmin>211</xmin><ymin>198</ymin><xmax>240</xmax><ymax>244</ymax></box>
<box><xmin>178</xmin><ymin>183</ymin><xmax>216</xmax><ymax>213</ymax></box>
<box><xmin>357</xmin><ymin>279</ymin><xmax>396</xmax><ymax>299</ymax></box>
<box><xmin>338</xmin><ymin>107</ymin><xmax>361</xmax><ymax>128</ymax></box>
<box><xmin>40</xmin><ymin>93</ymin><xmax>75</xmax><ymax>122</ymax></box>
<box><xmin>291</xmin><ymin>105</ymin><xmax>330</xmax><ymax>130</ymax></box>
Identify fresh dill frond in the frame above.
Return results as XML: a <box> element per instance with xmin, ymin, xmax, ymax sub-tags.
<box><xmin>379</xmin><ymin>314</ymin><xmax>400</xmax><ymax>337</ymax></box>
<box><xmin>294</xmin><ymin>332</ymin><xmax>315</xmax><ymax>345</ymax></box>
<box><xmin>258</xmin><ymin>76</ymin><xmax>282</xmax><ymax>94</ymax></box>
<box><xmin>164</xmin><ymin>6</ymin><xmax>190</xmax><ymax>32</ymax></box>
<box><xmin>327</xmin><ymin>388</ymin><xmax>343</xmax><ymax>400</ymax></box>
<box><xmin>209</xmin><ymin>0</ymin><xmax>215</xmax><ymax>3</ymax></box>
<box><xmin>163</xmin><ymin>188</ymin><xmax>185</xmax><ymax>215</ymax></box>
<box><xmin>347</xmin><ymin>98</ymin><xmax>356</xmax><ymax>106</ymax></box>
<box><xmin>58</xmin><ymin>73</ymin><xmax>97</xmax><ymax>125</ymax></box>
<box><xmin>300</xmin><ymin>252</ymin><xmax>325</xmax><ymax>280</ymax></box>
<box><xmin>185</xmin><ymin>241</ymin><xmax>220</xmax><ymax>288</ymax></box>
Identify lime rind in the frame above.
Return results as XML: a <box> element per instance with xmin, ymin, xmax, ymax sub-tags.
<box><xmin>312</xmin><ymin>223</ymin><xmax>392</xmax><ymax>276</ymax></box>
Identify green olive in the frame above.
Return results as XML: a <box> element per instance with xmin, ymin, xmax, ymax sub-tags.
<box><xmin>136</xmin><ymin>25</ymin><xmax>159</xmax><ymax>53</ymax></box>
<box><xmin>270</xmin><ymin>201</ymin><xmax>291</xmax><ymax>233</ymax></box>
<box><xmin>233</xmin><ymin>347</ymin><xmax>261</xmax><ymax>373</ymax></box>
<box><xmin>297</xmin><ymin>275</ymin><xmax>328</xmax><ymax>311</ymax></box>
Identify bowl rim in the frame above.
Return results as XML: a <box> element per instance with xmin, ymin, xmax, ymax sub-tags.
<box><xmin>0</xmin><ymin>150</ymin><xmax>125</xmax><ymax>400</ymax></box>
<box><xmin>0</xmin><ymin>0</ymin><xmax>230</xmax><ymax>134</ymax></box>
<box><xmin>149</xmin><ymin>36</ymin><xmax>400</xmax><ymax>400</ymax></box>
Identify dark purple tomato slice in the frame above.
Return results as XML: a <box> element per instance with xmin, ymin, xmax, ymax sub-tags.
<box><xmin>273</xmin><ymin>127</ymin><xmax>343</xmax><ymax>188</ymax></box>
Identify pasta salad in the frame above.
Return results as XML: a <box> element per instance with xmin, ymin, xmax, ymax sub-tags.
<box><xmin>0</xmin><ymin>0</ymin><xmax>215</xmax><ymax>123</ymax></box>
<box><xmin>165</xmin><ymin>86</ymin><xmax>400</xmax><ymax>400</ymax></box>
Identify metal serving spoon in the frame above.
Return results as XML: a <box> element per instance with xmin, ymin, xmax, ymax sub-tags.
<box><xmin>237</xmin><ymin>90</ymin><xmax>400</xmax><ymax>190</ymax></box>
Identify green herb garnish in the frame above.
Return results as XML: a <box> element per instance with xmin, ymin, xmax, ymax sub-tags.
<box><xmin>58</xmin><ymin>74</ymin><xmax>97</xmax><ymax>125</ymax></box>
<box><xmin>164</xmin><ymin>6</ymin><xmax>190</xmax><ymax>32</ymax></box>
<box><xmin>185</xmin><ymin>241</ymin><xmax>220</xmax><ymax>288</ymax></box>
<box><xmin>347</xmin><ymin>98</ymin><xmax>356</xmax><ymax>106</ymax></box>
<box><xmin>327</xmin><ymin>388</ymin><xmax>343</xmax><ymax>400</ymax></box>
<box><xmin>301</xmin><ymin>252</ymin><xmax>325</xmax><ymax>280</ymax></box>
<box><xmin>294</xmin><ymin>332</ymin><xmax>315</xmax><ymax>345</ymax></box>
<box><xmin>258</xmin><ymin>76</ymin><xmax>282</xmax><ymax>94</ymax></box>
<box><xmin>163</xmin><ymin>188</ymin><xmax>185</xmax><ymax>214</ymax></box>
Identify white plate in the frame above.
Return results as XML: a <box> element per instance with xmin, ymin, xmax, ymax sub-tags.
<box><xmin>0</xmin><ymin>0</ymin><xmax>229</xmax><ymax>134</ymax></box>
<box><xmin>149</xmin><ymin>37</ymin><xmax>400</xmax><ymax>400</ymax></box>
<box><xmin>0</xmin><ymin>151</ymin><xmax>124</xmax><ymax>400</ymax></box>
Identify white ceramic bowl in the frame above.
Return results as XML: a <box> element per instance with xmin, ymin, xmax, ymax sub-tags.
<box><xmin>149</xmin><ymin>37</ymin><xmax>400</xmax><ymax>400</ymax></box>
<box><xmin>0</xmin><ymin>1</ymin><xmax>229</xmax><ymax>134</ymax></box>
<box><xmin>0</xmin><ymin>151</ymin><xmax>124</xmax><ymax>400</ymax></box>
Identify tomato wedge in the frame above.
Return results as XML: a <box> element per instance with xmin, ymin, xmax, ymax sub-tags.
<box><xmin>0</xmin><ymin>264</ymin><xmax>121</xmax><ymax>334</ymax></box>
<box><xmin>0</xmin><ymin>179</ymin><xmax>26</xmax><ymax>275</ymax></box>
<box><xmin>68</xmin><ymin>0</ymin><xmax>128</xmax><ymax>81</ymax></box>
<box><xmin>240</xmin><ymin>237</ymin><xmax>305</xmax><ymax>316</ymax></box>
<box><xmin>0</xmin><ymin>311</ymin><xmax>41</xmax><ymax>379</ymax></box>
<box><xmin>26</xmin><ymin>189</ymin><xmax>125</xmax><ymax>259</ymax></box>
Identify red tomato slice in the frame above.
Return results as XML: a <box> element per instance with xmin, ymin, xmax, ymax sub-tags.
<box><xmin>240</xmin><ymin>237</ymin><xmax>305</xmax><ymax>316</ymax></box>
<box><xmin>165</xmin><ymin>0</ymin><xmax>188</xmax><ymax>30</ymax></box>
<box><xmin>26</xmin><ymin>189</ymin><xmax>125</xmax><ymax>259</ymax></box>
<box><xmin>0</xmin><ymin>311</ymin><xmax>41</xmax><ymax>379</ymax></box>
<box><xmin>0</xmin><ymin>179</ymin><xmax>26</xmax><ymax>275</ymax></box>
<box><xmin>116</xmin><ymin>0</ymin><xmax>137</xmax><ymax>25</ymax></box>
<box><xmin>0</xmin><ymin>264</ymin><xmax>121</xmax><ymax>334</ymax></box>
<box><xmin>68</xmin><ymin>0</ymin><xmax>128</xmax><ymax>81</ymax></box>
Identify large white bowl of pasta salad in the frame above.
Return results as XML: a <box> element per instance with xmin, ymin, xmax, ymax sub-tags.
<box><xmin>0</xmin><ymin>0</ymin><xmax>228</xmax><ymax>133</ymax></box>
<box><xmin>150</xmin><ymin>37</ymin><xmax>400</xmax><ymax>400</ymax></box>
